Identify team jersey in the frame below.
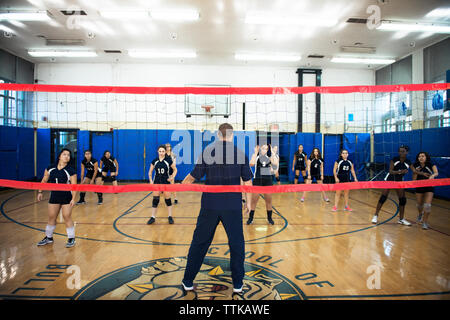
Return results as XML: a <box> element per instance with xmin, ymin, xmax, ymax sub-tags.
<box><xmin>309</xmin><ymin>158</ymin><xmax>323</xmax><ymax>176</ymax></box>
<box><xmin>152</xmin><ymin>157</ymin><xmax>173</xmax><ymax>181</ymax></box>
<box><xmin>336</xmin><ymin>159</ymin><xmax>353</xmax><ymax>176</ymax></box>
<box><xmin>384</xmin><ymin>156</ymin><xmax>411</xmax><ymax>181</ymax></box>
<box><xmin>46</xmin><ymin>164</ymin><xmax>76</xmax><ymax>194</ymax></box>
<box><xmin>101</xmin><ymin>156</ymin><xmax>116</xmax><ymax>169</ymax></box>
<box><xmin>295</xmin><ymin>151</ymin><xmax>307</xmax><ymax>168</ymax></box>
<box><xmin>81</xmin><ymin>158</ymin><xmax>98</xmax><ymax>173</ymax></box>
<box><xmin>414</xmin><ymin>161</ymin><xmax>434</xmax><ymax>180</ymax></box>
<box><xmin>254</xmin><ymin>154</ymin><xmax>273</xmax><ymax>179</ymax></box>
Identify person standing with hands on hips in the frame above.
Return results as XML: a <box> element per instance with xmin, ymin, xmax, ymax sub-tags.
<box><xmin>181</xmin><ymin>123</ymin><xmax>253</xmax><ymax>294</ymax></box>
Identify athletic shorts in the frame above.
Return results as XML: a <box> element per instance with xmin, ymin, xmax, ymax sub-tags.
<box><xmin>102</xmin><ymin>166</ymin><xmax>116</xmax><ymax>174</ymax></box>
<box><xmin>385</xmin><ymin>174</ymin><xmax>403</xmax><ymax>182</ymax></box>
<box><xmin>309</xmin><ymin>174</ymin><xmax>322</xmax><ymax>182</ymax></box>
<box><xmin>336</xmin><ymin>174</ymin><xmax>350</xmax><ymax>183</ymax></box>
<box><xmin>415</xmin><ymin>187</ymin><xmax>434</xmax><ymax>194</ymax></box>
<box><xmin>49</xmin><ymin>191</ymin><xmax>72</xmax><ymax>205</ymax></box>
<box><xmin>85</xmin><ymin>171</ymin><xmax>95</xmax><ymax>179</ymax></box>
<box><xmin>154</xmin><ymin>178</ymin><xmax>170</xmax><ymax>185</ymax></box>
<box><xmin>295</xmin><ymin>165</ymin><xmax>306</xmax><ymax>171</ymax></box>
<box><xmin>169</xmin><ymin>167</ymin><xmax>174</xmax><ymax>176</ymax></box>
<box><xmin>253</xmin><ymin>177</ymin><xmax>273</xmax><ymax>186</ymax></box>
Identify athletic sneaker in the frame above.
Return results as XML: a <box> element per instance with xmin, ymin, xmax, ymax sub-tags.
<box><xmin>324</xmin><ymin>197</ymin><xmax>330</xmax><ymax>202</ymax></box>
<box><xmin>98</xmin><ymin>199</ymin><xmax>103</xmax><ymax>205</ymax></box>
<box><xmin>344</xmin><ymin>206</ymin><xmax>353</xmax><ymax>212</ymax></box>
<box><xmin>181</xmin><ymin>280</ymin><xmax>194</xmax><ymax>291</ymax></box>
<box><xmin>300</xmin><ymin>197</ymin><xmax>305</xmax><ymax>202</ymax></box>
<box><xmin>332</xmin><ymin>206</ymin><xmax>337</xmax><ymax>212</ymax></box>
<box><xmin>416</xmin><ymin>213</ymin><xmax>423</xmax><ymax>224</ymax></box>
<box><xmin>37</xmin><ymin>236</ymin><xmax>53</xmax><ymax>246</ymax></box>
<box><xmin>147</xmin><ymin>217</ymin><xmax>155</xmax><ymax>225</ymax></box>
<box><xmin>65</xmin><ymin>238</ymin><xmax>76</xmax><ymax>248</ymax></box>
<box><xmin>371</xmin><ymin>215</ymin><xmax>378</xmax><ymax>224</ymax></box>
<box><xmin>168</xmin><ymin>216</ymin><xmax>174</xmax><ymax>224</ymax></box>
<box><xmin>267</xmin><ymin>218</ymin><xmax>274</xmax><ymax>225</ymax></box>
<box><xmin>76</xmin><ymin>200</ymin><xmax>86</xmax><ymax>205</ymax></box>
<box><xmin>398</xmin><ymin>219</ymin><xmax>412</xmax><ymax>226</ymax></box>
<box><xmin>233</xmin><ymin>286</ymin><xmax>243</xmax><ymax>293</ymax></box>
<box><xmin>422</xmin><ymin>222</ymin><xmax>429</xmax><ymax>230</ymax></box>
<box><xmin>174</xmin><ymin>199</ymin><xmax>178</xmax><ymax>204</ymax></box>
<box><xmin>246</xmin><ymin>217</ymin><xmax>253</xmax><ymax>225</ymax></box>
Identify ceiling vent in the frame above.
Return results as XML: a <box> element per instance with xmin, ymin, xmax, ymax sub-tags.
<box><xmin>104</xmin><ymin>50</ymin><xmax>122</xmax><ymax>53</ymax></box>
<box><xmin>46</xmin><ymin>39</ymin><xmax>85</xmax><ymax>46</ymax></box>
<box><xmin>307</xmin><ymin>54</ymin><xmax>325</xmax><ymax>58</ymax></box>
<box><xmin>341</xmin><ymin>46</ymin><xmax>376</xmax><ymax>54</ymax></box>
<box><xmin>60</xmin><ymin>10</ymin><xmax>87</xmax><ymax>15</ymax></box>
<box><xmin>346</xmin><ymin>18</ymin><xmax>368</xmax><ymax>24</ymax></box>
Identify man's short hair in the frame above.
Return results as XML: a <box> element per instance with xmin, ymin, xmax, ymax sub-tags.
<box><xmin>218</xmin><ymin>123</ymin><xmax>233</xmax><ymax>139</ymax></box>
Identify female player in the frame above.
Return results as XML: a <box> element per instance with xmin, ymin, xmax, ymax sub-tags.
<box><xmin>332</xmin><ymin>149</ymin><xmax>358</xmax><ymax>212</ymax></box>
<box><xmin>292</xmin><ymin>144</ymin><xmax>307</xmax><ymax>184</ymax></box>
<box><xmin>371</xmin><ymin>145</ymin><xmax>412</xmax><ymax>225</ymax></box>
<box><xmin>301</xmin><ymin>148</ymin><xmax>329</xmax><ymax>202</ymax></box>
<box><xmin>147</xmin><ymin>145</ymin><xmax>178</xmax><ymax>225</ymax></box>
<box><xmin>165</xmin><ymin>143</ymin><xmax>178</xmax><ymax>204</ymax></box>
<box><xmin>37</xmin><ymin>148</ymin><xmax>77</xmax><ymax>248</ymax></box>
<box><xmin>247</xmin><ymin>144</ymin><xmax>279</xmax><ymax>225</ymax></box>
<box><xmin>412</xmin><ymin>151</ymin><xmax>438</xmax><ymax>230</ymax></box>
<box><xmin>99</xmin><ymin>150</ymin><xmax>119</xmax><ymax>187</ymax></box>
<box><xmin>269</xmin><ymin>144</ymin><xmax>281</xmax><ymax>185</ymax></box>
<box><xmin>76</xmin><ymin>150</ymin><xmax>102</xmax><ymax>205</ymax></box>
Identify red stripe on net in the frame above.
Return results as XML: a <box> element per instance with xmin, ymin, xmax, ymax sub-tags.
<box><xmin>0</xmin><ymin>178</ymin><xmax>449</xmax><ymax>194</ymax></box>
<box><xmin>0</xmin><ymin>83</ymin><xmax>448</xmax><ymax>95</ymax></box>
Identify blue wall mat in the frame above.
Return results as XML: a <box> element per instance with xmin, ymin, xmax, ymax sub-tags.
<box><xmin>173</xmin><ymin>129</ymin><xmax>196</xmax><ymax>181</ymax></box>
<box><xmin>17</xmin><ymin>127</ymin><xmax>34</xmax><ymax>180</ymax></box>
<box><xmin>323</xmin><ymin>134</ymin><xmax>341</xmax><ymax>176</ymax></box>
<box><xmin>432</xmin><ymin>157</ymin><xmax>450</xmax><ymax>200</ymax></box>
<box><xmin>288</xmin><ymin>134</ymin><xmax>297</xmax><ymax>182</ymax></box>
<box><xmin>343</xmin><ymin>133</ymin><xmax>370</xmax><ymax>181</ymax></box>
<box><xmin>421</xmin><ymin>127</ymin><xmax>450</xmax><ymax>157</ymax></box>
<box><xmin>144</xmin><ymin>130</ymin><xmax>159</xmax><ymax>181</ymax></box>
<box><xmin>36</xmin><ymin>128</ymin><xmax>51</xmax><ymax>179</ymax></box>
<box><xmin>0</xmin><ymin>126</ymin><xmax>18</xmax><ymax>180</ymax></box>
<box><xmin>77</xmin><ymin>130</ymin><xmax>90</xmax><ymax>178</ymax></box>
<box><xmin>92</xmin><ymin>132</ymin><xmax>113</xmax><ymax>168</ymax></box>
<box><xmin>115</xmin><ymin>130</ymin><xmax>145</xmax><ymax>180</ymax></box>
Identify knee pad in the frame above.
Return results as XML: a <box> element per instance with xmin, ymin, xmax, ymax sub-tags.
<box><xmin>423</xmin><ymin>203</ymin><xmax>431</xmax><ymax>212</ymax></box>
<box><xmin>102</xmin><ymin>175</ymin><xmax>107</xmax><ymax>182</ymax></box>
<box><xmin>165</xmin><ymin>198</ymin><xmax>172</xmax><ymax>207</ymax></box>
<box><xmin>303</xmin><ymin>176</ymin><xmax>308</xmax><ymax>181</ymax></box>
<box><xmin>295</xmin><ymin>175</ymin><xmax>299</xmax><ymax>180</ymax></box>
<box><xmin>152</xmin><ymin>196</ymin><xmax>160</xmax><ymax>208</ymax></box>
<box><xmin>110</xmin><ymin>176</ymin><xmax>116</xmax><ymax>182</ymax></box>
<box><xmin>378</xmin><ymin>195</ymin><xmax>388</xmax><ymax>204</ymax></box>
<box><xmin>399</xmin><ymin>197</ymin><xmax>407</xmax><ymax>206</ymax></box>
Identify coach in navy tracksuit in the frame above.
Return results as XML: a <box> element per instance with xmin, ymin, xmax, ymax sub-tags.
<box><xmin>181</xmin><ymin>123</ymin><xmax>253</xmax><ymax>294</ymax></box>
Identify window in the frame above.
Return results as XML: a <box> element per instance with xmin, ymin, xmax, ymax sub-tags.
<box><xmin>0</xmin><ymin>79</ymin><xmax>29</xmax><ymax>127</ymax></box>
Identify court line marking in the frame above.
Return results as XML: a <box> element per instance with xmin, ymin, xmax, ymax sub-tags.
<box><xmin>305</xmin><ymin>290</ymin><xmax>450</xmax><ymax>299</ymax></box>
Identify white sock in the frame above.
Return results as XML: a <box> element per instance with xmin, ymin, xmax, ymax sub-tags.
<box><xmin>45</xmin><ymin>225</ymin><xmax>56</xmax><ymax>238</ymax></box>
<box><xmin>66</xmin><ymin>226</ymin><xmax>75</xmax><ymax>239</ymax></box>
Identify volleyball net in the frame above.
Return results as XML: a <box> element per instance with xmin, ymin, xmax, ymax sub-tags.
<box><xmin>0</xmin><ymin>82</ymin><xmax>449</xmax><ymax>195</ymax></box>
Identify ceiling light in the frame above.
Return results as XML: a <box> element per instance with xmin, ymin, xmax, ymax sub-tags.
<box><xmin>425</xmin><ymin>8</ymin><xmax>450</xmax><ymax>18</ymax></box>
<box><xmin>128</xmin><ymin>50</ymin><xmax>197</xmax><ymax>58</ymax></box>
<box><xmin>245</xmin><ymin>12</ymin><xmax>338</xmax><ymax>27</ymax></box>
<box><xmin>0</xmin><ymin>24</ymin><xmax>14</xmax><ymax>33</ymax></box>
<box><xmin>0</xmin><ymin>11</ymin><xmax>51</xmax><ymax>21</ymax></box>
<box><xmin>235</xmin><ymin>53</ymin><xmax>301</xmax><ymax>62</ymax></box>
<box><xmin>99</xmin><ymin>10</ymin><xmax>149</xmax><ymax>19</ymax></box>
<box><xmin>150</xmin><ymin>9</ymin><xmax>199</xmax><ymax>22</ymax></box>
<box><xmin>28</xmin><ymin>50</ymin><xmax>97</xmax><ymax>57</ymax></box>
<box><xmin>377</xmin><ymin>20</ymin><xmax>450</xmax><ymax>33</ymax></box>
<box><xmin>331</xmin><ymin>57</ymin><xmax>395</xmax><ymax>64</ymax></box>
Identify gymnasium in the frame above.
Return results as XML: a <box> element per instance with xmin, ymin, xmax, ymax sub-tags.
<box><xmin>0</xmin><ymin>0</ymin><xmax>449</xmax><ymax>301</ymax></box>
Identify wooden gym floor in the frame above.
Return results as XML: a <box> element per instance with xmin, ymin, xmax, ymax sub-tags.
<box><xmin>0</xmin><ymin>187</ymin><xmax>449</xmax><ymax>300</ymax></box>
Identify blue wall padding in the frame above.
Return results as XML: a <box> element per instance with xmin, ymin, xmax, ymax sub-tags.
<box><xmin>344</xmin><ymin>133</ymin><xmax>370</xmax><ymax>181</ymax></box>
<box><xmin>36</xmin><ymin>128</ymin><xmax>50</xmax><ymax>179</ymax></box>
<box><xmin>144</xmin><ymin>130</ymin><xmax>158</xmax><ymax>181</ymax></box>
<box><xmin>421</xmin><ymin>127</ymin><xmax>450</xmax><ymax>157</ymax></box>
<box><xmin>77</xmin><ymin>130</ymin><xmax>90</xmax><ymax>177</ymax></box>
<box><xmin>287</xmin><ymin>133</ymin><xmax>322</xmax><ymax>182</ymax></box>
<box><xmin>17</xmin><ymin>127</ymin><xmax>34</xmax><ymax>180</ymax></box>
<box><xmin>432</xmin><ymin>157</ymin><xmax>450</xmax><ymax>199</ymax></box>
<box><xmin>323</xmin><ymin>134</ymin><xmax>341</xmax><ymax>176</ymax></box>
<box><xmin>0</xmin><ymin>126</ymin><xmax>18</xmax><ymax>179</ymax></box>
<box><xmin>91</xmin><ymin>132</ymin><xmax>113</xmax><ymax>167</ymax></box>
<box><xmin>115</xmin><ymin>130</ymin><xmax>145</xmax><ymax>180</ymax></box>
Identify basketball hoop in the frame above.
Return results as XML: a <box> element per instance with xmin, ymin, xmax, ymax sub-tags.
<box><xmin>201</xmin><ymin>105</ymin><xmax>214</xmax><ymax>118</ymax></box>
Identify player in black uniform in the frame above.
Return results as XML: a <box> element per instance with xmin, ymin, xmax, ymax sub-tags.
<box><xmin>76</xmin><ymin>150</ymin><xmax>102</xmax><ymax>205</ymax></box>
<box><xmin>99</xmin><ymin>150</ymin><xmax>119</xmax><ymax>187</ymax></box>
<box><xmin>371</xmin><ymin>145</ymin><xmax>412</xmax><ymax>225</ymax></box>
<box><xmin>270</xmin><ymin>145</ymin><xmax>281</xmax><ymax>185</ymax></box>
<box><xmin>332</xmin><ymin>149</ymin><xmax>358</xmax><ymax>212</ymax></box>
<box><xmin>301</xmin><ymin>148</ymin><xmax>329</xmax><ymax>203</ymax></box>
<box><xmin>36</xmin><ymin>148</ymin><xmax>77</xmax><ymax>248</ymax></box>
<box><xmin>165</xmin><ymin>143</ymin><xmax>179</xmax><ymax>204</ymax></box>
<box><xmin>148</xmin><ymin>145</ymin><xmax>178</xmax><ymax>225</ymax></box>
<box><xmin>412</xmin><ymin>152</ymin><xmax>438</xmax><ymax>230</ymax></box>
<box><xmin>247</xmin><ymin>144</ymin><xmax>279</xmax><ymax>225</ymax></box>
<box><xmin>292</xmin><ymin>144</ymin><xmax>307</xmax><ymax>184</ymax></box>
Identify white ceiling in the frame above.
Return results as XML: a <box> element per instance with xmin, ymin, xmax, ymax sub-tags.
<box><xmin>0</xmin><ymin>0</ymin><xmax>449</xmax><ymax>69</ymax></box>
